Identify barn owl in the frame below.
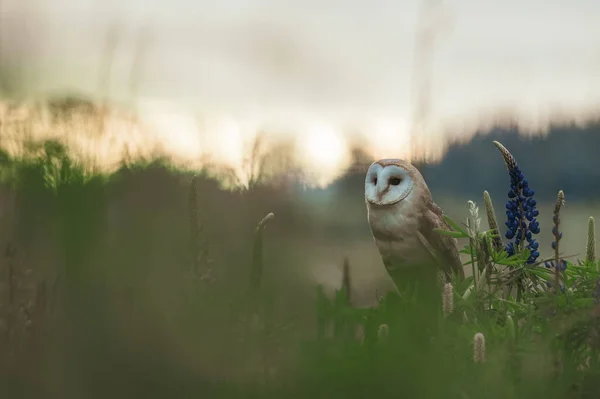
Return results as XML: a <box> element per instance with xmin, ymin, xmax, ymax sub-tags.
<box><xmin>365</xmin><ymin>159</ymin><xmax>465</xmax><ymax>288</ymax></box>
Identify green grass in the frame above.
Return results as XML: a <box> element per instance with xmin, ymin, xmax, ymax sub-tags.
<box><xmin>0</xmin><ymin>138</ymin><xmax>600</xmax><ymax>398</ymax></box>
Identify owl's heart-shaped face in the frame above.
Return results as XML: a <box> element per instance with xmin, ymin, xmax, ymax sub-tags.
<box><xmin>365</xmin><ymin>162</ymin><xmax>414</xmax><ymax>206</ymax></box>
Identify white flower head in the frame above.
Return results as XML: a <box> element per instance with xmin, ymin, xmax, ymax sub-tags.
<box><xmin>466</xmin><ymin>200</ymin><xmax>481</xmax><ymax>237</ymax></box>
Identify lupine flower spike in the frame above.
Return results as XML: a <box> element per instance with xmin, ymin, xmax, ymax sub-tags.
<box><xmin>473</xmin><ymin>332</ymin><xmax>486</xmax><ymax>364</ymax></box>
<box><xmin>442</xmin><ymin>282</ymin><xmax>454</xmax><ymax>317</ymax></box>
<box><xmin>492</xmin><ymin>141</ymin><xmax>540</xmax><ymax>264</ymax></box>
<box><xmin>483</xmin><ymin>190</ymin><xmax>503</xmax><ymax>251</ymax></box>
<box><xmin>587</xmin><ymin>216</ymin><xmax>596</xmax><ymax>265</ymax></box>
<box><xmin>552</xmin><ymin>190</ymin><xmax>565</xmax><ymax>258</ymax></box>
<box><xmin>545</xmin><ymin>191</ymin><xmax>566</xmax><ymax>292</ymax></box>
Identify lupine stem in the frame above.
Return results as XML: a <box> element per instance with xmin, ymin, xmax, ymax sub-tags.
<box><xmin>553</xmin><ymin>191</ymin><xmax>564</xmax><ymax>293</ymax></box>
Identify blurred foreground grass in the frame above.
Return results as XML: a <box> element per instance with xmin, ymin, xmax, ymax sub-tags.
<box><xmin>0</xmin><ymin>139</ymin><xmax>597</xmax><ymax>399</ymax></box>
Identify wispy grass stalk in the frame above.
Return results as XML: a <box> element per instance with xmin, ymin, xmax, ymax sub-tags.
<box><xmin>342</xmin><ymin>257</ymin><xmax>351</xmax><ymax>305</ymax></box>
<box><xmin>188</xmin><ymin>175</ymin><xmax>200</xmax><ymax>277</ymax></box>
<box><xmin>479</xmin><ymin>232</ymin><xmax>493</xmax><ymax>299</ymax></box>
<box><xmin>483</xmin><ymin>190</ymin><xmax>503</xmax><ymax>251</ymax></box>
<box><xmin>96</xmin><ymin>23</ymin><xmax>121</xmax><ymax>136</ymax></box>
<box><xmin>188</xmin><ymin>175</ymin><xmax>214</xmax><ymax>283</ymax></box>
<box><xmin>466</xmin><ymin>200</ymin><xmax>481</xmax><ymax>289</ymax></box>
<box><xmin>250</xmin><ymin>212</ymin><xmax>275</xmax><ymax>296</ymax></box>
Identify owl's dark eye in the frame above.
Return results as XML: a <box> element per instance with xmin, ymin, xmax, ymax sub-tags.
<box><xmin>389</xmin><ymin>177</ymin><xmax>402</xmax><ymax>186</ymax></box>
<box><xmin>373</xmin><ymin>177</ymin><xmax>378</xmax><ymax>185</ymax></box>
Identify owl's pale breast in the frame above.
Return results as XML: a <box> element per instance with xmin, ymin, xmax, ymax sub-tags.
<box><xmin>367</xmin><ymin>200</ymin><xmax>433</xmax><ymax>270</ymax></box>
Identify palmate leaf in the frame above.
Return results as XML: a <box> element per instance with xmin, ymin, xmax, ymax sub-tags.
<box><xmin>442</xmin><ymin>214</ymin><xmax>470</xmax><ymax>237</ymax></box>
<box><xmin>529</xmin><ymin>267</ymin><xmax>552</xmax><ymax>280</ymax></box>
<box><xmin>433</xmin><ymin>228</ymin><xmax>465</xmax><ymax>238</ymax></box>
<box><xmin>459</xmin><ymin>244</ymin><xmax>473</xmax><ymax>256</ymax></box>
<box><xmin>491</xmin><ymin>248</ymin><xmax>508</xmax><ymax>263</ymax></box>
<box><xmin>495</xmin><ymin>250</ymin><xmax>530</xmax><ymax>266</ymax></box>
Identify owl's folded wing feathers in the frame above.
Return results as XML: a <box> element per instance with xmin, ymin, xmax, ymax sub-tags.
<box><xmin>418</xmin><ymin>200</ymin><xmax>466</xmax><ymax>281</ymax></box>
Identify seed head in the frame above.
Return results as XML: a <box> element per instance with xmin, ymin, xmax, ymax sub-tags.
<box><xmin>377</xmin><ymin>324</ymin><xmax>389</xmax><ymax>342</ymax></box>
<box><xmin>466</xmin><ymin>200</ymin><xmax>481</xmax><ymax>235</ymax></box>
<box><xmin>587</xmin><ymin>216</ymin><xmax>596</xmax><ymax>265</ymax></box>
<box><xmin>442</xmin><ymin>282</ymin><xmax>454</xmax><ymax>317</ymax></box>
<box><xmin>473</xmin><ymin>332</ymin><xmax>486</xmax><ymax>364</ymax></box>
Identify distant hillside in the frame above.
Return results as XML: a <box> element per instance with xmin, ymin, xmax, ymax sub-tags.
<box><xmin>341</xmin><ymin>121</ymin><xmax>600</xmax><ymax>203</ymax></box>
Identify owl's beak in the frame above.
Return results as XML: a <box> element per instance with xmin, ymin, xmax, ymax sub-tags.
<box><xmin>376</xmin><ymin>186</ymin><xmax>388</xmax><ymax>202</ymax></box>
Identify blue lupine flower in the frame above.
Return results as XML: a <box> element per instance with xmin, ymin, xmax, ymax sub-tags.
<box><xmin>544</xmin><ymin>259</ymin><xmax>567</xmax><ymax>272</ymax></box>
<box><xmin>494</xmin><ymin>141</ymin><xmax>540</xmax><ymax>264</ymax></box>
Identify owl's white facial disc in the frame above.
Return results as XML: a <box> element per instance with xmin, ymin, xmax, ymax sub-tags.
<box><xmin>365</xmin><ymin>163</ymin><xmax>413</xmax><ymax>206</ymax></box>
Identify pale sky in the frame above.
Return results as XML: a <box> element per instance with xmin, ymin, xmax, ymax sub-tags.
<box><xmin>2</xmin><ymin>0</ymin><xmax>600</xmax><ymax>176</ymax></box>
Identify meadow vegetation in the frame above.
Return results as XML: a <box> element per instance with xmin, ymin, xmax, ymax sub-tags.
<box><xmin>0</xmin><ymin>101</ymin><xmax>600</xmax><ymax>398</ymax></box>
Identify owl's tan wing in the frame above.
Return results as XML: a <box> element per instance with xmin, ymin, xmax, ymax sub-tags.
<box><xmin>417</xmin><ymin>200</ymin><xmax>465</xmax><ymax>281</ymax></box>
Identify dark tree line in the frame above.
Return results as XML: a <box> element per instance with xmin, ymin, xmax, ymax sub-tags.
<box><xmin>339</xmin><ymin>121</ymin><xmax>600</xmax><ymax>203</ymax></box>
